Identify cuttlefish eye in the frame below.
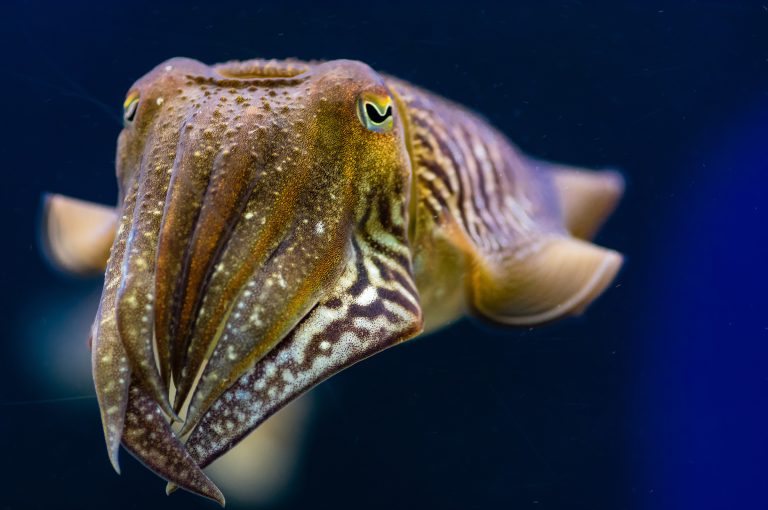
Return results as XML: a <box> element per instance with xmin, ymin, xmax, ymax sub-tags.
<box><xmin>357</xmin><ymin>95</ymin><xmax>393</xmax><ymax>133</ymax></box>
<box><xmin>123</xmin><ymin>92</ymin><xmax>139</xmax><ymax>124</ymax></box>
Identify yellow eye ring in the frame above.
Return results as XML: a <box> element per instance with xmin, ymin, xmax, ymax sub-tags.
<box><xmin>357</xmin><ymin>95</ymin><xmax>393</xmax><ymax>133</ymax></box>
<box><xmin>123</xmin><ymin>92</ymin><xmax>140</xmax><ymax>124</ymax></box>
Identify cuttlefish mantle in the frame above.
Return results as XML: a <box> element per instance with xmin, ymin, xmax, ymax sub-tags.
<box><xmin>42</xmin><ymin>57</ymin><xmax>623</xmax><ymax>504</ymax></box>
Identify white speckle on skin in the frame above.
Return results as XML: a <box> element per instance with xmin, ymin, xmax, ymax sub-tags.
<box><xmin>315</xmin><ymin>221</ymin><xmax>325</xmax><ymax>235</ymax></box>
<box><xmin>355</xmin><ymin>286</ymin><xmax>378</xmax><ymax>306</ymax></box>
<box><xmin>164</xmin><ymin>65</ymin><xmax>173</xmax><ymax>72</ymax></box>
<box><xmin>156</xmin><ymin>97</ymin><xmax>164</xmax><ymax>106</ymax></box>
<box><xmin>319</xmin><ymin>340</ymin><xmax>331</xmax><ymax>351</ymax></box>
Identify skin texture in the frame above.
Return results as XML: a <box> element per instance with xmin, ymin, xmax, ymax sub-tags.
<box><xmin>43</xmin><ymin>57</ymin><xmax>624</xmax><ymax>504</ymax></box>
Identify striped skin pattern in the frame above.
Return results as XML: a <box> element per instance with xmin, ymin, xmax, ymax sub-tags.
<box><xmin>44</xmin><ymin>57</ymin><xmax>623</xmax><ymax>503</ymax></box>
<box><xmin>392</xmin><ymin>77</ymin><xmax>564</xmax><ymax>253</ymax></box>
<box><xmin>183</xmin><ymin>231</ymin><xmax>422</xmax><ymax>472</ymax></box>
<box><xmin>387</xmin><ymin>77</ymin><xmax>566</xmax><ymax>331</ymax></box>
<box><xmin>387</xmin><ymin>77</ymin><xmax>622</xmax><ymax>329</ymax></box>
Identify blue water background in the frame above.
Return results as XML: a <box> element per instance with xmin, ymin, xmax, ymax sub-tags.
<box><xmin>0</xmin><ymin>1</ymin><xmax>766</xmax><ymax>509</ymax></box>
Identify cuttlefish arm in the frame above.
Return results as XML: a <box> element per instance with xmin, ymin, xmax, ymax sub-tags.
<box><xmin>41</xmin><ymin>186</ymin><xmax>313</xmax><ymax>502</ymax></box>
<box><xmin>178</xmin><ymin>229</ymin><xmax>423</xmax><ymax>476</ymax></box>
<box><xmin>43</xmin><ymin>186</ymin><xmax>221</xmax><ymax>501</ymax></box>
<box><xmin>123</xmin><ymin>383</ymin><xmax>224</xmax><ymax>505</ymax></box>
<box><xmin>45</xmin><ymin>188</ymin><xmax>422</xmax><ymax>501</ymax></box>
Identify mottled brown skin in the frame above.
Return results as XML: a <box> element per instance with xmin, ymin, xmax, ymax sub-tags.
<box><xmin>43</xmin><ymin>57</ymin><xmax>623</xmax><ymax>504</ymax></box>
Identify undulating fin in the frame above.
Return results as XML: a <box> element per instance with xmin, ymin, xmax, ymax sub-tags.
<box><xmin>175</xmin><ymin>232</ymin><xmax>423</xmax><ymax>473</ymax></box>
<box><xmin>41</xmin><ymin>194</ymin><xmax>117</xmax><ymax>275</ymax></box>
<box><xmin>469</xmin><ymin>234</ymin><xmax>622</xmax><ymax>326</ymax></box>
<box><xmin>121</xmin><ymin>383</ymin><xmax>224</xmax><ymax>506</ymax></box>
<box><xmin>550</xmin><ymin>165</ymin><xmax>624</xmax><ymax>240</ymax></box>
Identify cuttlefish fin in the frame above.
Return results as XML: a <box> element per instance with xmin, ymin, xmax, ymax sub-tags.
<box><xmin>469</xmin><ymin>235</ymin><xmax>622</xmax><ymax>326</ymax></box>
<box><xmin>41</xmin><ymin>193</ymin><xmax>117</xmax><ymax>275</ymax></box>
<box><xmin>122</xmin><ymin>383</ymin><xmax>224</xmax><ymax>506</ymax></box>
<box><xmin>550</xmin><ymin>166</ymin><xmax>624</xmax><ymax>240</ymax></box>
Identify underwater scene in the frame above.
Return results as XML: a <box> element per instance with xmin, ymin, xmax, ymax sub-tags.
<box><xmin>1</xmin><ymin>1</ymin><xmax>766</xmax><ymax>509</ymax></box>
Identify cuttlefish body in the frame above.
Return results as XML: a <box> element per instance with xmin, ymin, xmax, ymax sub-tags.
<box><xmin>43</xmin><ymin>57</ymin><xmax>623</xmax><ymax>504</ymax></box>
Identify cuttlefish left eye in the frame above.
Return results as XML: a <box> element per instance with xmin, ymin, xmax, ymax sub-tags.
<box><xmin>357</xmin><ymin>95</ymin><xmax>393</xmax><ymax>133</ymax></box>
<box><xmin>123</xmin><ymin>92</ymin><xmax>139</xmax><ymax>125</ymax></box>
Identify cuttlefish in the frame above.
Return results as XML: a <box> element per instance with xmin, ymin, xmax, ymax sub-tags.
<box><xmin>42</xmin><ymin>57</ymin><xmax>623</xmax><ymax>504</ymax></box>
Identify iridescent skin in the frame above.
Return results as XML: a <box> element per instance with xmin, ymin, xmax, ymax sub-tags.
<box><xmin>44</xmin><ymin>57</ymin><xmax>623</xmax><ymax>504</ymax></box>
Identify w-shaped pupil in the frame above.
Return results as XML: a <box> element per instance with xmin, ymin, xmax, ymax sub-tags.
<box><xmin>366</xmin><ymin>103</ymin><xmax>392</xmax><ymax>124</ymax></box>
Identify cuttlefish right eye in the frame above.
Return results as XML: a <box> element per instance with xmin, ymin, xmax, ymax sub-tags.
<box><xmin>357</xmin><ymin>94</ymin><xmax>394</xmax><ymax>133</ymax></box>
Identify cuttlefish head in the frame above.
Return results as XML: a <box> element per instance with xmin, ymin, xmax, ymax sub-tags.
<box><xmin>43</xmin><ymin>58</ymin><xmax>423</xmax><ymax>503</ymax></box>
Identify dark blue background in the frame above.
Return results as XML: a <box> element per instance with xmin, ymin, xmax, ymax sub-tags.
<box><xmin>1</xmin><ymin>1</ymin><xmax>766</xmax><ymax>509</ymax></box>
